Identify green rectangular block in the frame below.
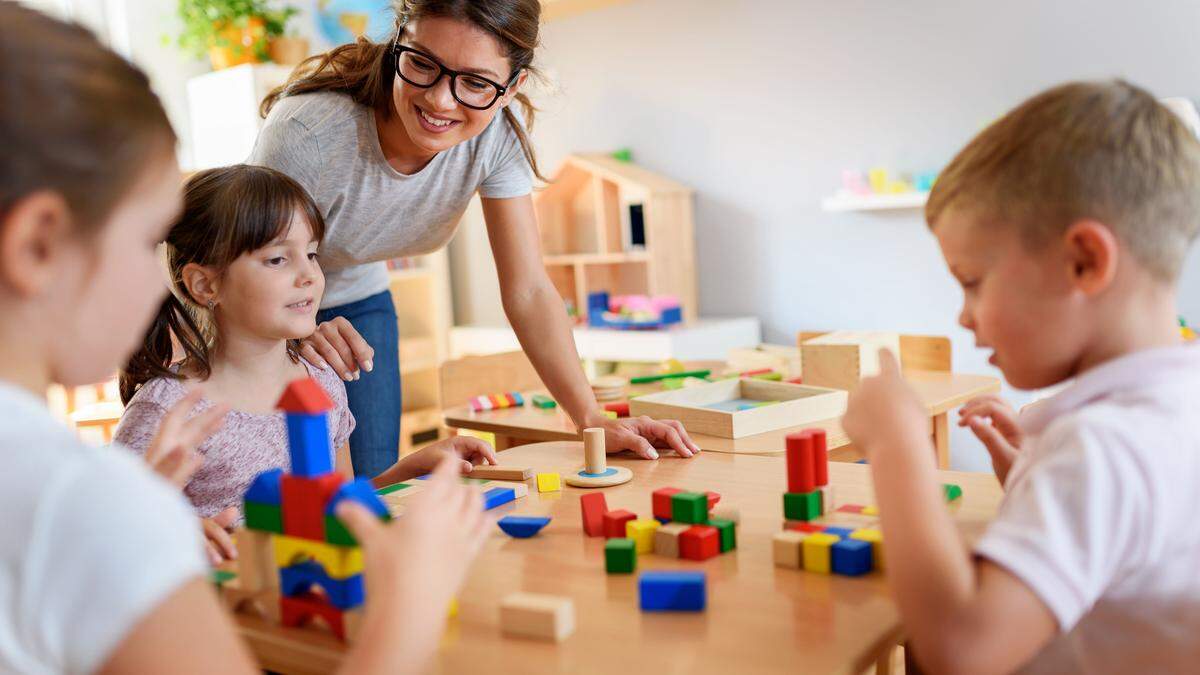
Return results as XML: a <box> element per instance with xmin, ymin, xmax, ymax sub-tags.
<box><xmin>672</xmin><ymin>492</ymin><xmax>709</xmax><ymax>524</ymax></box>
<box><xmin>209</xmin><ymin>569</ymin><xmax>236</xmax><ymax>586</ymax></box>
<box><xmin>244</xmin><ymin>501</ymin><xmax>282</xmax><ymax>533</ymax></box>
<box><xmin>708</xmin><ymin>517</ymin><xmax>737</xmax><ymax>552</ymax></box>
<box><xmin>376</xmin><ymin>482</ymin><xmax>413</xmax><ymax>496</ymax></box>
<box><xmin>784</xmin><ymin>491</ymin><xmax>821</xmax><ymax>522</ymax></box>
<box><xmin>324</xmin><ymin>514</ymin><xmax>357</xmax><ymax>546</ymax></box>
<box><xmin>943</xmin><ymin>483</ymin><xmax>963</xmax><ymax>502</ymax></box>
<box><xmin>605</xmin><ymin>538</ymin><xmax>636</xmax><ymax>574</ymax></box>
<box><xmin>531</xmin><ymin>394</ymin><xmax>557</xmax><ymax>409</ymax></box>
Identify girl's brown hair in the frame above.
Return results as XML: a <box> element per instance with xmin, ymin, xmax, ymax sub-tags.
<box><xmin>119</xmin><ymin>165</ymin><xmax>327</xmax><ymax>404</ymax></box>
<box><xmin>0</xmin><ymin>3</ymin><xmax>176</xmax><ymax>233</ymax></box>
<box><xmin>260</xmin><ymin>0</ymin><xmax>547</xmax><ymax>181</ymax></box>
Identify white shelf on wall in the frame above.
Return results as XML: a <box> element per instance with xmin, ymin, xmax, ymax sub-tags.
<box><xmin>821</xmin><ymin>191</ymin><xmax>929</xmax><ymax>213</ymax></box>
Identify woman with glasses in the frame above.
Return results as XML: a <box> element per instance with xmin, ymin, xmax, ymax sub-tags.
<box><xmin>251</xmin><ymin>0</ymin><xmax>701</xmax><ymax>480</ymax></box>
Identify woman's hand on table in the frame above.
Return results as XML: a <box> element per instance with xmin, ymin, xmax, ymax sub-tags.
<box><xmin>299</xmin><ymin>316</ymin><xmax>376</xmax><ymax>382</ymax></box>
<box><xmin>587</xmin><ymin>413</ymin><xmax>701</xmax><ymax>459</ymax></box>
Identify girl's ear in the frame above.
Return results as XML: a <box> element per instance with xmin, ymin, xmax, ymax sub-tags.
<box><xmin>0</xmin><ymin>190</ymin><xmax>75</xmax><ymax>297</ymax></box>
<box><xmin>180</xmin><ymin>262</ymin><xmax>220</xmax><ymax>308</ymax></box>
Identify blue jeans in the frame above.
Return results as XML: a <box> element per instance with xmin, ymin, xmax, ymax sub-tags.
<box><xmin>317</xmin><ymin>290</ymin><xmax>401</xmax><ymax>480</ymax></box>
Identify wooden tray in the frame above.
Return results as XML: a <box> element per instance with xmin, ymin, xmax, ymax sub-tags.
<box><xmin>628</xmin><ymin>379</ymin><xmax>847</xmax><ymax>438</ymax></box>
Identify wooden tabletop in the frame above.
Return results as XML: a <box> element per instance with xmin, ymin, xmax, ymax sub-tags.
<box><xmin>235</xmin><ymin>442</ymin><xmax>1004</xmax><ymax>674</ymax></box>
<box><xmin>442</xmin><ymin>370</ymin><xmax>1001</xmax><ymax>457</ymax></box>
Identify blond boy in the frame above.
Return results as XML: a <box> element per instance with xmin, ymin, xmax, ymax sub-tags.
<box><xmin>843</xmin><ymin>80</ymin><xmax>1200</xmax><ymax>673</ymax></box>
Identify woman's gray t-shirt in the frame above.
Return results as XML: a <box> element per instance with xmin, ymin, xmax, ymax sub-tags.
<box><xmin>248</xmin><ymin>91</ymin><xmax>533</xmax><ymax>308</ymax></box>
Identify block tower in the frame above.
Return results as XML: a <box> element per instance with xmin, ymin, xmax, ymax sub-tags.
<box><xmin>235</xmin><ymin>377</ymin><xmax>389</xmax><ymax>641</ymax></box>
<box><xmin>782</xmin><ymin>429</ymin><xmax>829</xmax><ymax>523</ymax></box>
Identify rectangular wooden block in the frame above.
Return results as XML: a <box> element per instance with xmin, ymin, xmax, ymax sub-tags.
<box><xmin>785</xmin><ymin>431</ymin><xmax>816</xmax><ymax>493</ymax></box>
<box><xmin>831</xmin><ymin>539</ymin><xmax>873</xmax><ymax>576</ymax></box>
<box><xmin>708</xmin><ymin>517</ymin><xmax>736</xmax><ymax>552</ymax></box>
<box><xmin>536</xmin><ymin>472</ymin><xmax>561</xmax><ymax>492</ymax></box>
<box><xmin>773</xmin><ymin>530</ymin><xmax>806</xmax><ymax>569</ymax></box>
<box><xmin>802</xmin><ymin>533</ymin><xmax>840</xmax><ymax>574</ymax></box>
<box><xmin>500</xmin><ymin>592</ymin><xmax>576</xmax><ymax>642</ymax></box>
<box><xmin>784</xmin><ymin>491</ymin><xmax>821</xmax><ymax>522</ymax></box>
<box><xmin>482</xmin><ymin>481</ymin><xmax>529</xmax><ymax>499</ymax></box>
<box><xmin>679</xmin><ymin>525</ymin><xmax>720</xmax><ymax>561</ymax></box>
<box><xmin>639</xmin><ymin>571</ymin><xmax>706</xmax><ymax>612</ymax></box>
<box><xmin>625</xmin><ymin>519</ymin><xmax>661</xmax><ymax>554</ymax></box>
<box><xmin>281</xmin><ymin>472</ymin><xmax>344</xmax><ymax>542</ymax></box>
<box><xmin>580</xmin><ymin>493</ymin><xmax>607</xmax><ymax>537</ymax></box>
<box><xmin>605</xmin><ymin>538</ymin><xmax>636</xmax><ymax>574</ymax></box>
<box><xmin>850</xmin><ymin>528</ymin><xmax>885</xmax><ymax>570</ymax></box>
<box><xmin>603</xmin><ymin>509</ymin><xmax>637</xmax><ymax>539</ymax></box>
<box><xmin>654</xmin><ymin>523</ymin><xmax>689</xmax><ymax>558</ymax></box>
<box><xmin>709</xmin><ymin>505</ymin><xmax>740</xmax><ymax>524</ymax></box>
<box><xmin>800</xmin><ymin>330</ymin><xmax>902</xmax><ymax>392</ymax></box>
<box><xmin>652</xmin><ymin>487</ymin><xmax>683</xmax><ymax>521</ymax></box>
<box><xmin>273</xmin><ymin>534</ymin><xmax>363</xmax><ymax>579</ymax></box>
<box><xmin>671</xmin><ymin>492</ymin><xmax>708</xmax><ymax>524</ymax></box>
<box><xmin>469</xmin><ymin>465</ymin><xmax>533</xmax><ymax>481</ymax></box>
<box><xmin>235</xmin><ymin>529</ymin><xmax>278</xmax><ymax>593</ymax></box>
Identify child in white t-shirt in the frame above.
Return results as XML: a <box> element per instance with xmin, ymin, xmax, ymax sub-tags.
<box><xmin>842</xmin><ymin>79</ymin><xmax>1200</xmax><ymax>673</ymax></box>
<box><xmin>0</xmin><ymin>5</ymin><xmax>489</xmax><ymax>673</ymax></box>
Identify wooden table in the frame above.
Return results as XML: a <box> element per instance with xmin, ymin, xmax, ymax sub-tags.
<box><xmin>444</xmin><ymin>370</ymin><xmax>1000</xmax><ymax>469</ymax></box>
<box><xmin>235</xmin><ymin>442</ymin><xmax>1003</xmax><ymax>674</ymax></box>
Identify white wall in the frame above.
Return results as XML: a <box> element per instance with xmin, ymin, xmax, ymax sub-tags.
<box><xmin>453</xmin><ymin>0</ymin><xmax>1200</xmax><ymax>470</ymax></box>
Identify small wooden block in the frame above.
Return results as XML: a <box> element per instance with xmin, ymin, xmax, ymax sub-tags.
<box><xmin>605</xmin><ymin>538</ymin><xmax>637</xmax><ymax>574</ymax></box>
<box><xmin>672</xmin><ymin>492</ymin><xmax>708</xmax><ymax>524</ymax></box>
<box><xmin>862</xmin><ymin>505</ymin><xmax>878</xmax><ymax>516</ymax></box>
<box><xmin>710</xmin><ymin>505</ymin><xmax>740</xmax><ymax>524</ymax></box>
<box><xmin>654</xmin><ymin>523</ymin><xmax>689</xmax><ymax>558</ymax></box>
<box><xmin>603</xmin><ymin>509</ymin><xmax>637</xmax><ymax>539</ymax></box>
<box><xmin>802</xmin><ymin>533</ymin><xmax>840</xmax><ymax>574</ymax></box>
<box><xmin>220</xmin><ymin>584</ymin><xmax>282</xmax><ymax>623</ymax></box>
<box><xmin>836</xmin><ymin>504</ymin><xmax>866</xmax><ymax>514</ymax></box>
<box><xmin>679</xmin><ymin>525</ymin><xmax>720</xmax><ymax>561</ymax></box>
<box><xmin>235</xmin><ymin>529</ymin><xmax>279</xmax><ymax>593</ymax></box>
<box><xmin>786</xmin><ymin>522</ymin><xmax>826</xmax><ymax>533</ymax></box>
<box><xmin>783</xmin><ymin>491</ymin><xmax>821</xmax><ymax>521</ymax></box>
<box><xmin>469</xmin><ymin>465</ymin><xmax>533</xmax><ymax>481</ymax></box>
<box><xmin>273</xmin><ymin>534</ymin><xmax>363</xmax><ymax>579</ymax></box>
<box><xmin>850</xmin><ymin>528</ymin><xmax>885</xmax><ymax>570</ymax></box>
<box><xmin>652</xmin><ymin>487</ymin><xmax>683</xmax><ymax>521</ymax></box>
<box><xmin>580</xmin><ymin>493</ymin><xmax>608</xmax><ymax>537</ymax></box>
<box><xmin>943</xmin><ymin>483</ymin><xmax>963</xmax><ymax>502</ymax></box>
<box><xmin>536</xmin><ymin>472</ymin><xmax>562</xmax><ymax>492</ymax></box>
<box><xmin>773</xmin><ymin>530</ymin><xmax>806</xmax><ymax>569</ymax></box>
<box><xmin>500</xmin><ymin>592</ymin><xmax>576</xmax><ymax>642</ymax></box>
<box><xmin>625</xmin><ymin>519</ymin><xmax>661</xmax><ymax>553</ymax></box>
<box><xmin>708</xmin><ymin>517</ymin><xmax>736</xmax><ymax>552</ymax></box>
<box><xmin>482</xmin><ymin>481</ymin><xmax>530</xmax><ymax>499</ymax></box>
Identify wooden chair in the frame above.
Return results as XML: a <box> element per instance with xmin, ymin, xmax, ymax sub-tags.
<box><xmin>439</xmin><ymin>350</ymin><xmax>546</xmax><ymax>451</ymax></box>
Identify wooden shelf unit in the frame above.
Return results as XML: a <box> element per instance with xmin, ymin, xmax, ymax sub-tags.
<box><xmin>533</xmin><ymin>153</ymin><xmax>697</xmax><ymax>321</ymax></box>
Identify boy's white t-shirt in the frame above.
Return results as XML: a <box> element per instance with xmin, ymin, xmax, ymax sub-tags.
<box><xmin>975</xmin><ymin>344</ymin><xmax>1200</xmax><ymax>673</ymax></box>
<box><xmin>0</xmin><ymin>382</ymin><xmax>205</xmax><ymax>674</ymax></box>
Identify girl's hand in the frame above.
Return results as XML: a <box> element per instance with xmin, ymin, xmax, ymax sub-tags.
<box><xmin>144</xmin><ymin>389</ymin><xmax>226</xmax><ymax>489</ymax></box>
<box><xmin>587</xmin><ymin>414</ymin><xmax>701</xmax><ymax>460</ymax></box>
<box><xmin>413</xmin><ymin>436</ymin><xmax>498</xmax><ymax>475</ymax></box>
<box><xmin>958</xmin><ymin>394</ymin><xmax>1023</xmax><ymax>484</ymax></box>
<box><xmin>201</xmin><ymin>507</ymin><xmax>239</xmax><ymax>566</ymax></box>
<box><xmin>299</xmin><ymin>316</ymin><xmax>375</xmax><ymax>383</ymax></box>
<box><xmin>842</xmin><ymin>349</ymin><xmax>928</xmax><ymax>460</ymax></box>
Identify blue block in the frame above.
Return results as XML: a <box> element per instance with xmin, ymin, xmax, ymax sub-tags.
<box><xmin>245</xmin><ymin>468</ymin><xmax>283</xmax><ymax>505</ymax></box>
<box><xmin>655</xmin><ymin>517</ymin><xmax>671</xmax><ymax>525</ymax></box>
<box><xmin>278</xmin><ymin>560</ymin><xmax>364</xmax><ymax>609</ymax></box>
<box><xmin>326</xmin><ymin>478</ymin><xmax>390</xmax><ymax>520</ymax></box>
<box><xmin>823</xmin><ymin>526</ymin><xmax>854</xmax><ymax>539</ymax></box>
<box><xmin>831</xmin><ymin>539</ymin><xmax>873</xmax><ymax>576</ymax></box>
<box><xmin>415</xmin><ymin>474</ymin><xmax>431</xmax><ymax>480</ymax></box>
<box><xmin>483</xmin><ymin>487</ymin><xmax>516</xmax><ymax>510</ymax></box>
<box><xmin>286</xmin><ymin>412</ymin><xmax>332</xmax><ymax>477</ymax></box>
<box><xmin>497</xmin><ymin>515</ymin><xmax>551</xmax><ymax>538</ymax></box>
<box><xmin>638</xmin><ymin>571</ymin><xmax>706</xmax><ymax>612</ymax></box>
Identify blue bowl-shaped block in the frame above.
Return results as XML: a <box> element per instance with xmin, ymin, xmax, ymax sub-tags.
<box><xmin>831</xmin><ymin>539</ymin><xmax>873</xmax><ymax>576</ymax></box>
<box><xmin>497</xmin><ymin>515</ymin><xmax>552</xmax><ymax>538</ymax></box>
<box><xmin>639</xmin><ymin>571</ymin><xmax>706</xmax><ymax>612</ymax></box>
<box><xmin>279</xmin><ymin>560</ymin><xmax>364</xmax><ymax>609</ymax></box>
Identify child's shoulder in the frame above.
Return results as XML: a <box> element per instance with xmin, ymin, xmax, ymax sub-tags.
<box><xmin>302</xmin><ymin>358</ymin><xmax>349</xmax><ymax>406</ymax></box>
<box><xmin>122</xmin><ymin>373</ymin><xmax>190</xmax><ymax>413</ymax></box>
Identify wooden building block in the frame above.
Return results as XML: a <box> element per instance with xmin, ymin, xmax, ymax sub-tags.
<box><xmin>773</xmin><ymin>530</ymin><xmax>806</xmax><ymax>569</ymax></box>
<box><xmin>625</xmin><ymin>519</ymin><xmax>661</xmax><ymax>553</ymax></box>
<box><xmin>943</xmin><ymin>483</ymin><xmax>963</xmax><ymax>502</ymax></box>
<box><xmin>273</xmin><ymin>534</ymin><xmax>363</xmax><ymax>579</ymax></box>
<box><xmin>605</xmin><ymin>538</ymin><xmax>636</xmax><ymax>574</ymax></box>
<box><xmin>481</xmin><ymin>481</ymin><xmax>530</xmax><ymax>499</ymax></box>
<box><xmin>707</xmin><ymin>517</ymin><xmax>736</xmax><ymax>552</ymax></box>
<box><xmin>235</xmin><ymin>529</ymin><xmax>278</xmax><ymax>593</ymax></box>
<box><xmin>500</xmin><ymin>592</ymin><xmax>576</xmax><ymax>642</ymax></box>
<box><xmin>800</xmin><ymin>330</ymin><xmax>902</xmax><ymax>392</ymax></box>
<box><xmin>652</xmin><ymin>487</ymin><xmax>682</xmax><ymax>521</ymax></box>
<box><xmin>811</xmin><ymin>428</ymin><xmax>829</xmax><ymax>486</ymax></box>
<box><xmin>469</xmin><ymin>465</ymin><xmax>533</xmax><ymax>481</ymax></box>
<box><xmin>705</xmin><ymin>491</ymin><xmax>721</xmax><ymax>509</ymax></box>
<box><xmin>786</xmin><ymin>522</ymin><xmax>825</xmax><ymax>533</ymax></box>
<box><xmin>603</xmin><ymin>509</ymin><xmax>637</xmax><ymax>539</ymax></box>
<box><xmin>580</xmin><ymin>493</ymin><xmax>608</xmax><ymax>537</ymax></box>
<box><xmin>831</xmin><ymin>539</ymin><xmax>873</xmax><ymax>576</ymax></box>
<box><xmin>679</xmin><ymin>525</ymin><xmax>720</xmax><ymax>561</ymax></box>
<box><xmin>281</xmin><ymin>472</ymin><xmax>344</xmax><ymax>541</ymax></box>
<box><xmin>784</xmin><ymin>491</ymin><xmax>821</xmax><ymax>522</ymax></box>
<box><xmin>709</xmin><ymin>505</ymin><xmax>740</xmax><ymax>524</ymax></box>
<box><xmin>281</xmin><ymin>592</ymin><xmax>347</xmax><ymax>641</ymax></box>
<box><xmin>638</xmin><ymin>571</ymin><xmax>706</xmax><ymax>612</ymax></box>
<box><xmin>482</xmin><ymin>486</ymin><xmax>517</xmax><ymax>510</ymax></box>
<box><xmin>862</xmin><ymin>505</ymin><xmax>878</xmax><ymax>516</ymax></box>
<box><xmin>536</xmin><ymin>472</ymin><xmax>561</xmax><ymax>493</ymax></box>
<box><xmin>785</xmin><ymin>431</ymin><xmax>816</xmax><ymax>493</ymax></box>
<box><xmin>851</xmin><ymin>529</ymin><xmax>885</xmax><ymax>570</ymax></box>
<box><xmin>802</xmin><ymin>533</ymin><xmax>840</xmax><ymax>574</ymax></box>
<box><xmin>220</xmin><ymin>584</ymin><xmax>281</xmax><ymax>623</ymax></box>
<box><xmin>672</xmin><ymin>492</ymin><xmax>708</xmax><ymax>524</ymax></box>
<box><xmin>654</xmin><ymin>523</ymin><xmax>689</xmax><ymax>558</ymax></box>
<box><xmin>244</xmin><ymin>501</ymin><xmax>283</xmax><ymax>534</ymax></box>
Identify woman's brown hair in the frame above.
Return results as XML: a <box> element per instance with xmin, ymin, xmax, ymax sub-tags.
<box><xmin>119</xmin><ymin>165</ymin><xmax>328</xmax><ymax>404</ymax></box>
<box><xmin>260</xmin><ymin>0</ymin><xmax>547</xmax><ymax>181</ymax></box>
<box><xmin>0</xmin><ymin>3</ymin><xmax>176</xmax><ymax>234</ymax></box>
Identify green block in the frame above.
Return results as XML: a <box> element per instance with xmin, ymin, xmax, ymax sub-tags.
<box><xmin>209</xmin><ymin>569</ymin><xmax>236</xmax><ymax>586</ymax></box>
<box><xmin>943</xmin><ymin>483</ymin><xmax>963</xmax><ymax>502</ymax></box>
<box><xmin>605</xmin><ymin>538</ymin><xmax>636</xmax><ymax>574</ymax></box>
<box><xmin>531</xmin><ymin>394</ymin><xmax>557</xmax><ymax>409</ymax></box>
<box><xmin>376</xmin><ymin>482</ymin><xmax>413</xmax><ymax>496</ymax></box>
<box><xmin>783</xmin><ymin>491</ymin><xmax>821</xmax><ymax>522</ymax></box>
<box><xmin>244</xmin><ymin>501</ymin><xmax>282</xmax><ymax>533</ymax></box>
<box><xmin>708</xmin><ymin>517</ymin><xmax>737</xmax><ymax>552</ymax></box>
<box><xmin>324</xmin><ymin>514</ymin><xmax>357</xmax><ymax>546</ymax></box>
<box><xmin>672</xmin><ymin>492</ymin><xmax>708</xmax><ymax>524</ymax></box>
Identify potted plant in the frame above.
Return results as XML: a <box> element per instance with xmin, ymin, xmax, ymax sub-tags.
<box><xmin>176</xmin><ymin>0</ymin><xmax>298</xmax><ymax>70</ymax></box>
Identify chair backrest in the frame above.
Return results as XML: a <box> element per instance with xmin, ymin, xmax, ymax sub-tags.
<box><xmin>439</xmin><ymin>350</ymin><xmax>545</xmax><ymax>410</ymax></box>
<box><xmin>798</xmin><ymin>331</ymin><xmax>952</xmax><ymax>373</ymax></box>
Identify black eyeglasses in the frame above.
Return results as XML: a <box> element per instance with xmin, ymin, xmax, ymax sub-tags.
<box><xmin>391</xmin><ymin>45</ymin><xmax>518</xmax><ymax>111</ymax></box>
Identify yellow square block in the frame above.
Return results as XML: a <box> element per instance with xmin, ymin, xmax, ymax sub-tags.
<box><xmin>862</xmin><ymin>506</ymin><xmax>879</xmax><ymax>516</ymax></box>
<box><xmin>447</xmin><ymin>597</ymin><xmax>458</xmax><ymax>618</ymax></box>
<box><xmin>604</xmin><ymin>410</ymin><xmax>618</xmax><ymax>420</ymax></box>
<box><xmin>625</xmin><ymin>519</ymin><xmax>661</xmax><ymax>554</ymax></box>
<box><xmin>802</xmin><ymin>533</ymin><xmax>840</xmax><ymax>574</ymax></box>
<box><xmin>850</xmin><ymin>528</ymin><xmax>885</xmax><ymax>570</ymax></box>
<box><xmin>273</xmin><ymin>534</ymin><xmax>363</xmax><ymax>579</ymax></box>
<box><xmin>536</xmin><ymin>472</ymin><xmax>561</xmax><ymax>493</ymax></box>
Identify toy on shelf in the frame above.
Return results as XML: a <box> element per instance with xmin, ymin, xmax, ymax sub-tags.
<box><xmin>564</xmin><ymin>427</ymin><xmax>633</xmax><ymax>488</ymax></box>
<box><xmin>587</xmin><ymin>291</ymin><xmax>683</xmax><ymax>330</ymax></box>
<box><xmin>469</xmin><ymin>392</ymin><xmax>525</xmax><ymax>412</ymax></box>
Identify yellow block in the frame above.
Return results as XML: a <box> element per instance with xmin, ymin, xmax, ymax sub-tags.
<box><xmin>536</xmin><ymin>472</ymin><xmax>561</xmax><ymax>493</ymax></box>
<box><xmin>447</xmin><ymin>597</ymin><xmax>458</xmax><ymax>618</ymax></box>
<box><xmin>273</xmin><ymin>534</ymin><xmax>363</xmax><ymax>579</ymax></box>
<box><xmin>850</xmin><ymin>529</ymin><xmax>885</xmax><ymax>570</ymax></box>
<box><xmin>625</xmin><ymin>519</ymin><xmax>661</xmax><ymax>554</ymax></box>
<box><xmin>862</xmin><ymin>505</ymin><xmax>879</xmax><ymax>516</ymax></box>
<box><xmin>604</xmin><ymin>410</ymin><xmax>618</xmax><ymax>420</ymax></box>
<box><xmin>802</xmin><ymin>533</ymin><xmax>839</xmax><ymax>574</ymax></box>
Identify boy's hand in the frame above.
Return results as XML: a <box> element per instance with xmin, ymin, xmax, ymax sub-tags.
<box><xmin>201</xmin><ymin>507</ymin><xmax>238</xmax><ymax>566</ymax></box>
<box><xmin>145</xmin><ymin>389</ymin><xmax>226</xmax><ymax>489</ymax></box>
<box><xmin>958</xmin><ymin>394</ymin><xmax>1023</xmax><ymax>484</ymax></box>
<box><xmin>413</xmin><ymin>436</ymin><xmax>498</xmax><ymax>475</ymax></box>
<box><xmin>842</xmin><ymin>349</ymin><xmax>928</xmax><ymax>459</ymax></box>
<box><xmin>300</xmin><ymin>316</ymin><xmax>376</xmax><ymax>383</ymax></box>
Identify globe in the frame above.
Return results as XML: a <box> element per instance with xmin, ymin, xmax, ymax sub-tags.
<box><xmin>314</xmin><ymin>0</ymin><xmax>395</xmax><ymax>46</ymax></box>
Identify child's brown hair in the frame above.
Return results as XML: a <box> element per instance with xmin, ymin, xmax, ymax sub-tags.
<box><xmin>0</xmin><ymin>2</ymin><xmax>176</xmax><ymax>233</ymax></box>
<box><xmin>119</xmin><ymin>165</ymin><xmax>326</xmax><ymax>404</ymax></box>
<box><xmin>926</xmin><ymin>79</ymin><xmax>1200</xmax><ymax>282</ymax></box>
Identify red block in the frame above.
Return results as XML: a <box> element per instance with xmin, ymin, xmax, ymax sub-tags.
<box><xmin>787</xmin><ymin>522</ymin><xmax>826</xmax><ymax>533</ymax></box>
<box><xmin>786</xmin><ymin>377</ymin><xmax>804</xmax><ymax>385</ymax></box>
<box><xmin>282</xmin><ymin>472</ymin><xmax>344</xmax><ymax>541</ymax></box>
<box><xmin>740</xmin><ymin>368</ymin><xmax>772</xmax><ymax>377</ymax></box>
<box><xmin>679</xmin><ymin>525</ymin><xmax>720</xmax><ymax>561</ymax></box>
<box><xmin>504</xmin><ymin>392</ymin><xmax>520</xmax><ymax>407</ymax></box>
<box><xmin>281</xmin><ymin>592</ymin><xmax>347</xmax><ymax>641</ymax></box>
<box><xmin>580</xmin><ymin>492</ymin><xmax>608</xmax><ymax>537</ymax></box>
<box><xmin>785</xmin><ymin>431</ymin><xmax>815</xmax><ymax>493</ymax></box>
<box><xmin>603</xmin><ymin>401</ymin><xmax>630</xmax><ymax>417</ymax></box>
<box><xmin>652</xmin><ymin>487</ymin><xmax>682</xmax><ymax>521</ymax></box>
<box><xmin>836</xmin><ymin>504</ymin><xmax>866</xmax><ymax>514</ymax></box>
<box><xmin>811</xmin><ymin>428</ymin><xmax>829</xmax><ymax>486</ymax></box>
<box><xmin>277</xmin><ymin>378</ymin><xmax>334</xmax><ymax>414</ymax></box>
<box><xmin>705</xmin><ymin>491</ymin><xmax>721</xmax><ymax>509</ymax></box>
<box><xmin>603</xmin><ymin>509</ymin><xmax>637</xmax><ymax>539</ymax></box>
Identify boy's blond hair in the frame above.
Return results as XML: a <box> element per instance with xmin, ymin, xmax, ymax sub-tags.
<box><xmin>926</xmin><ymin>79</ymin><xmax>1200</xmax><ymax>281</ymax></box>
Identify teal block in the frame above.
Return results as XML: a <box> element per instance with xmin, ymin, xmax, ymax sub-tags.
<box><xmin>605</xmin><ymin>538</ymin><xmax>636</xmax><ymax>574</ymax></box>
<box><xmin>783</xmin><ymin>491</ymin><xmax>821</xmax><ymax>522</ymax></box>
<box><xmin>672</xmin><ymin>492</ymin><xmax>708</xmax><ymax>524</ymax></box>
